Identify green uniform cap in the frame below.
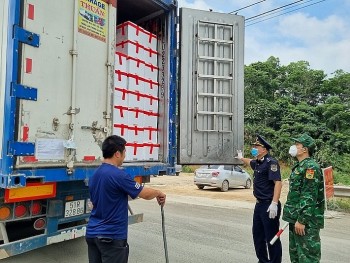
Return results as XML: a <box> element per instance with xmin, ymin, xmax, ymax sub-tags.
<box><xmin>292</xmin><ymin>133</ymin><xmax>315</xmax><ymax>150</ymax></box>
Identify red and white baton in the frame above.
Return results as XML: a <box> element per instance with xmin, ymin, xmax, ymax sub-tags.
<box><xmin>270</xmin><ymin>222</ymin><xmax>289</xmax><ymax>245</ymax></box>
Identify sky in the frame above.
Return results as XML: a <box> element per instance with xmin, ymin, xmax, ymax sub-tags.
<box><xmin>178</xmin><ymin>0</ymin><xmax>350</xmax><ymax>76</ymax></box>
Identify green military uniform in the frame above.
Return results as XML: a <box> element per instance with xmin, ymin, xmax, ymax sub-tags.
<box><xmin>282</xmin><ymin>134</ymin><xmax>325</xmax><ymax>263</ymax></box>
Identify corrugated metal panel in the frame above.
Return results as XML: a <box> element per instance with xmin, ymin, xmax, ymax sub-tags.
<box><xmin>178</xmin><ymin>8</ymin><xmax>244</xmax><ymax>164</ymax></box>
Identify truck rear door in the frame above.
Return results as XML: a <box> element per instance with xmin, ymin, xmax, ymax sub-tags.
<box><xmin>15</xmin><ymin>0</ymin><xmax>116</xmax><ymax>168</ymax></box>
<box><xmin>178</xmin><ymin>8</ymin><xmax>244</xmax><ymax>165</ymax></box>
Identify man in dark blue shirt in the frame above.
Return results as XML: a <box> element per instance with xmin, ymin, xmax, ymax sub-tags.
<box><xmin>86</xmin><ymin>135</ymin><xmax>166</xmax><ymax>263</ymax></box>
<box><xmin>238</xmin><ymin>134</ymin><xmax>282</xmax><ymax>263</ymax></box>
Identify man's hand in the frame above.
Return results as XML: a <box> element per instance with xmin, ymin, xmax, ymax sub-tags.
<box><xmin>294</xmin><ymin>221</ymin><xmax>305</xmax><ymax>236</ymax></box>
<box><xmin>236</xmin><ymin>150</ymin><xmax>243</xmax><ymax>159</ymax></box>
<box><xmin>156</xmin><ymin>192</ymin><xmax>166</xmax><ymax>206</ymax></box>
<box><xmin>267</xmin><ymin>201</ymin><xmax>278</xmax><ymax>219</ymax></box>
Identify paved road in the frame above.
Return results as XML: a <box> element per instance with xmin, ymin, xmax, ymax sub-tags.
<box><xmin>2</xmin><ymin>195</ymin><xmax>350</xmax><ymax>262</ymax></box>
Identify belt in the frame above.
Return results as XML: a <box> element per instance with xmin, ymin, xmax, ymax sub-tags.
<box><xmin>256</xmin><ymin>199</ymin><xmax>272</xmax><ymax>203</ymax></box>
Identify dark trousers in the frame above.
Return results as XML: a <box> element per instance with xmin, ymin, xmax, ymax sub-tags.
<box><xmin>86</xmin><ymin>237</ymin><xmax>129</xmax><ymax>263</ymax></box>
<box><xmin>253</xmin><ymin>201</ymin><xmax>282</xmax><ymax>263</ymax></box>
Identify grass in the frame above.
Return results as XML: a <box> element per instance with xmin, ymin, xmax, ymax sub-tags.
<box><xmin>182</xmin><ymin>165</ymin><xmax>198</xmax><ymax>173</ymax></box>
<box><xmin>333</xmin><ymin>170</ymin><xmax>350</xmax><ymax>185</ymax></box>
<box><xmin>327</xmin><ymin>198</ymin><xmax>350</xmax><ymax>213</ymax></box>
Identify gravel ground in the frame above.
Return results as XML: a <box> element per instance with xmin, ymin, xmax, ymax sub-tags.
<box><xmin>147</xmin><ymin>173</ymin><xmax>290</xmax><ymax>204</ymax></box>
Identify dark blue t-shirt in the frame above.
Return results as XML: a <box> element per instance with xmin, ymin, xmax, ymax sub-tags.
<box><xmin>86</xmin><ymin>163</ymin><xmax>143</xmax><ymax>240</ymax></box>
<box><xmin>250</xmin><ymin>154</ymin><xmax>281</xmax><ymax>200</ymax></box>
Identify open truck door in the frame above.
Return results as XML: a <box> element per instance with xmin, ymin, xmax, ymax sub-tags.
<box><xmin>178</xmin><ymin>8</ymin><xmax>245</xmax><ymax>165</ymax></box>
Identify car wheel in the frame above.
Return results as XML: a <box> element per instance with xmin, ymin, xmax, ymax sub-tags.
<box><xmin>221</xmin><ymin>180</ymin><xmax>229</xmax><ymax>192</ymax></box>
<box><xmin>245</xmin><ymin>179</ymin><xmax>252</xmax><ymax>189</ymax></box>
<box><xmin>196</xmin><ymin>185</ymin><xmax>204</xmax><ymax>189</ymax></box>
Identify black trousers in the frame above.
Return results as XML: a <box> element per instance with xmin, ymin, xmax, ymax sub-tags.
<box><xmin>86</xmin><ymin>237</ymin><xmax>129</xmax><ymax>263</ymax></box>
<box><xmin>253</xmin><ymin>201</ymin><xmax>282</xmax><ymax>263</ymax></box>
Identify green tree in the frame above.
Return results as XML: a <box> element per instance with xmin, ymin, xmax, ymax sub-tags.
<box><xmin>244</xmin><ymin>57</ymin><xmax>350</xmax><ymax>183</ymax></box>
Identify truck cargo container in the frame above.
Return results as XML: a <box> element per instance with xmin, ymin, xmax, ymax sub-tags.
<box><xmin>0</xmin><ymin>0</ymin><xmax>244</xmax><ymax>257</ymax></box>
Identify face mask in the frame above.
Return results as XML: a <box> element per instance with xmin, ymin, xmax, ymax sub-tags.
<box><xmin>289</xmin><ymin>145</ymin><xmax>298</xmax><ymax>157</ymax></box>
<box><xmin>251</xmin><ymin>148</ymin><xmax>259</xmax><ymax>157</ymax></box>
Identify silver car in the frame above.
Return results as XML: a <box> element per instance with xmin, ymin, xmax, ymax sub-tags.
<box><xmin>194</xmin><ymin>165</ymin><xmax>252</xmax><ymax>192</ymax></box>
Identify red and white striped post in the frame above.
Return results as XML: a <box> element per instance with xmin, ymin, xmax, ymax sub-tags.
<box><xmin>270</xmin><ymin>222</ymin><xmax>289</xmax><ymax>245</ymax></box>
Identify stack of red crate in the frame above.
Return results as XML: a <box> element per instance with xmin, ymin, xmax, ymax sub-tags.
<box><xmin>113</xmin><ymin>21</ymin><xmax>160</xmax><ymax>161</ymax></box>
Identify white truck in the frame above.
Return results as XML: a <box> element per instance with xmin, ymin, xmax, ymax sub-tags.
<box><xmin>0</xmin><ymin>0</ymin><xmax>244</xmax><ymax>257</ymax></box>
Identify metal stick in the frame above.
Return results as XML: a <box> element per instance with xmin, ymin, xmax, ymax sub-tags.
<box><xmin>266</xmin><ymin>241</ymin><xmax>270</xmax><ymax>261</ymax></box>
<box><xmin>161</xmin><ymin>205</ymin><xmax>169</xmax><ymax>263</ymax></box>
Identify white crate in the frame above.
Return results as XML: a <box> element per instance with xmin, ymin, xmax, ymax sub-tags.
<box><xmin>143</xmin><ymin>142</ymin><xmax>160</xmax><ymax>161</ymax></box>
<box><xmin>126</xmin><ymin>71</ymin><xmax>144</xmax><ymax>90</ymax></box>
<box><xmin>143</xmin><ymin>125</ymin><xmax>159</xmax><ymax>142</ymax></box>
<box><xmin>143</xmin><ymin>97</ymin><xmax>159</xmax><ymax>112</ymax></box>
<box><xmin>114</xmin><ymin>69</ymin><xmax>128</xmax><ymax>88</ymax></box>
<box><xmin>114</xmin><ymin>88</ymin><xmax>129</xmax><ymax>107</ymax></box>
<box><xmin>144</xmin><ymin>61</ymin><xmax>159</xmax><ymax>80</ymax></box>
<box><xmin>126</xmin><ymin>107</ymin><xmax>144</xmax><ymax>126</ymax></box>
<box><xmin>113</xmin><ymin>123</ymin><xmax>131</xmax><ymax>142</ymax></box>
<box><xmin>143</xmin><ymin>78</ymin><xmax>159</xmax><ymax>97</ymax></box>
<box><xmin>128</xmin><ymin>57</ymin><xmax>144</xmax><ymax>77</ymax></box>
<box><xmin>115</xmin><ymin>52</ymin><xmax>128</xmax><ymax>72</ymax></box>
<box><xmin>116</xmin><ymin>40</ymin><xmax>158</xmax><ymax>64</ymax></box>
<box><xmin>117</xmin><ymin>21</ymin><xmax>157</xmax><ymax>50</ymax></box>
<box><xmin>125</xmin><ymin>142</ymin><xmax>145</xmax><ymax>161</ymax></box>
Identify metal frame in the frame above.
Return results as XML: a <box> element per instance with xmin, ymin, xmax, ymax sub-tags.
<box><xmin>1</xmin><ymin>0</ymin><xmax>19</xmax><ymax>177</ymax></box>
<box><xmin>178</xmin><ymin>8</ymin><xmax>244</xmax><ymax>165</ymax></box>
<box><xmin>166</xmin><ymin>3</ymin><xmax>177</xmax><ymax>173</ymax></box>
<box><xmin>195</xmin><ymin>20</ymin><xmax>234</xmax><ymax>133</ymax></box>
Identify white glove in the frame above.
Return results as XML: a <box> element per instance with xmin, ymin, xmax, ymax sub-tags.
<box><xmin>236</xmin><ymin>150</ymin><xmax>243</xmax><ymax>159</ymax></box>
<box><xmin>267</xmin><ymin>201</ymin><xmax>278</xmax><ymax>219</ymax></box>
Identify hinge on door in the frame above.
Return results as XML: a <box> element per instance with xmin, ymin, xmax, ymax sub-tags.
<box><xmin>14</xmin><ymin>25</ymin><xmax>40</xmax><ymax>47</ymax></box>
<box><xmin>174</xmin><ymin>16</ymin><xmax>179</xmax><ymax>25</ymax></box>
<box><xmin>8</xmin><ymin>141</ymin><xmax>35</xmax><ymax>156</ymax></box>
<box><xmin>11</xmin><ymin>83</ymin><xmax>38</xmax><ymax>101</ymax></box>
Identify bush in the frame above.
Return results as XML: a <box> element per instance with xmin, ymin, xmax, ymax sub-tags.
<box><xmin>327</xmin><ymin>198</ymin><xmax>350</xmax><ymax>213</ymax></box>
<box><xmin>182</xmin><ymin>165</ymin><xmax>196</xmax><ymax>173</ymax></box>
<box><xmin>333</xmin><ymin>170</ymin><xmax>350</xmax><ymax>185</ymax></box>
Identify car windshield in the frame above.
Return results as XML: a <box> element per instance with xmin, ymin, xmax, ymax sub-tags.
<box><xmin>200</xmin><ymin>165</ymin><xmax>220</xmax><ymax>169</ymax></box>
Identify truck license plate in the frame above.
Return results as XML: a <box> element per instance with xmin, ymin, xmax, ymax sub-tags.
<box><xmin>64</xmin><ymin>200</ymin><xmax>85</xmax><ymax>218</ymax></box>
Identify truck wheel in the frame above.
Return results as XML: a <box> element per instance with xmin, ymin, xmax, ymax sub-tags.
<box><xmin>221</xmin><ymin>180</ymin><xmax>229</xmax><ymax>192</ymax></box>
<box><xmin>197</xmin><ymin>185</ymin><xmax>204</xmax><ymax>189</ymax></box>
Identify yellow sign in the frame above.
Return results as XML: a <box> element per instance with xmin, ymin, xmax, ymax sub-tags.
<box><xmin>5</xmin><ymin>183</ymin><xmax>57</xmax><ymax>203</ymax></box>
<box><xmin>78</xmin><ymin>0</ymin><xmax>108</xmax><ymax>42</ymax></box>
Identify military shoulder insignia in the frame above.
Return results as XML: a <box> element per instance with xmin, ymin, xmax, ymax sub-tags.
<box><xmin>271</xmin><ymin>164</ymin><xmax>278</xmax><ymax>172</ymax></box>
<box><xmin>305</xmin><ymin>169</ymin><xmax>315</xmax><ymax>179</ymax></box>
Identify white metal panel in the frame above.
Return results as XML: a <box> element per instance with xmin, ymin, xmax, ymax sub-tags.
<box><xmin>16</xmin><ymin>0</ymin><xmax>116</xmax><ymax>167</ymax></box>
<box><xmin>0</xmin><ymin>0</ymin><xmax>9</xmax><ymax>159</ymax></box>
<box><xmin>179</xmin><ymin>8</ymin><xmax>244</xmax><ymax>164</ymax></box>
